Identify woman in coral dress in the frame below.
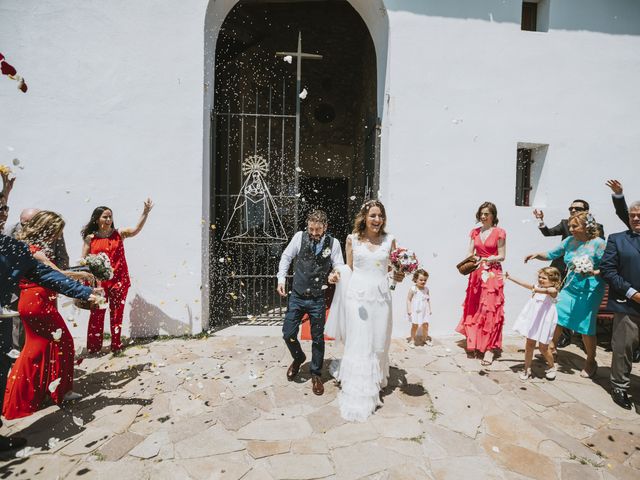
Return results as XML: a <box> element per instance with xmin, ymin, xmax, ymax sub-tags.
<box><xmin>456</xmin><ymin>202</ymin><xmax>507</xmax><ymax>366</ymax></box>
<box><xmin>3</xmin><ymin>212</ymin><xmax>94</xmax><ymax>419</ymax></box>
<box><xmin>81</xmin><ymin>199</ymin><xmax>153</xmax><ymax>353</ymax></box>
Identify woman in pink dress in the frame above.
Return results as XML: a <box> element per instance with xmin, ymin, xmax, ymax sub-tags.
<box><xmin>456</xmin><ymin>202</ymin><xmax>506</xmax><ymax>365</ymax></box>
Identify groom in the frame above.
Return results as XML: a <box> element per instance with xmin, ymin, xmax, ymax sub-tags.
<box><xmin>276</xmin><ymin>209</ymin><xmax>344</xmax><ymax>395</ymax></box>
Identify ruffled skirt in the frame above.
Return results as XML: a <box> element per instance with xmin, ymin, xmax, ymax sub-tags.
<box><xmin>329</xmin><ymin>271</ymin><xmax>392</xmax><ymax>422</ymax></box>
<box><xmin>456</xmin><ymin>265</ymin><xmax>505</xmax><ymax>352</ymax></box>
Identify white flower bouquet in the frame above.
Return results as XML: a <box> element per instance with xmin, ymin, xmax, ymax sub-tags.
<box><xmin>80</xmin><ymin>253</ymin><xmax>114</xmax><ymax>281</ymax></box>
<box><xmin>571</xmin><ymin>255</ymin><xmax>594</xmax><ymax>274</ymax></box>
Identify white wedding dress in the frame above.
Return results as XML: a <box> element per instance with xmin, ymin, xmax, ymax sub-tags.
<box><xmin>327</xmin><ymin>233</ymin><xmax>394</xmax><ymax>422</ymax></box>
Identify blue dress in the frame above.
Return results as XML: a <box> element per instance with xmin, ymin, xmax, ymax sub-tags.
<box><xmin>547</xmin><ymin>236</ymin><xmax>606</xmax><ymax>335</ymax></box>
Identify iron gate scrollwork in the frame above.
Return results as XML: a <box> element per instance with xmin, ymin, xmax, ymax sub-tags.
<box><xmin>210</xmin><ymin>82</ymin><xmax>299</xmax><ymax>327</ymax></box>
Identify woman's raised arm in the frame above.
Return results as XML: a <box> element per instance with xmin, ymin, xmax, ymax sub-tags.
<box><xmin>120</xmin><ymin>198</ymin><xmax>153</xmax><ymax>239</ymax></box>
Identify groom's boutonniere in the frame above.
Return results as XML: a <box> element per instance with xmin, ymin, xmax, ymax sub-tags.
<box><xmin>322</xmin><ymin>247</ymin><xmax>331</xmax><ymax>258</ymax></box>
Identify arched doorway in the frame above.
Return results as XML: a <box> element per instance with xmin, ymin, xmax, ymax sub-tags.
<box><xmin>207</xmin><ymin>0</ymin><xmax>380</xmax><ymax>327</ymax></box>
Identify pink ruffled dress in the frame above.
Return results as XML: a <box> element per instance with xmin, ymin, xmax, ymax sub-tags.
<box><xmin>456</xmin><ymin>227</ymin><xmax>506</xmax><ymax>353</ymax></box>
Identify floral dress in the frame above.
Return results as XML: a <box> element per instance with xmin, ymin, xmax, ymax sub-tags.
<box><xmin>546</xmin><ymin>236</ymin><xmax>606</xmax><ymax>335</ymax></box>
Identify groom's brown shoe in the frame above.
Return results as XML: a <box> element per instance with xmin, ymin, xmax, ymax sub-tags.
<box><xmin>287</xmin><ymin>355</ymin><xmax>306</xmax><ymax>381</ymax></box>
<box><xmin>311</xmin><ymin>375</ymin><xmax>324</xmax><ymax>396</ymax></box>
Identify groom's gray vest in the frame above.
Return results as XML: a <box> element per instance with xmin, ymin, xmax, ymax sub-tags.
<box><xmin>292</xmin><ymin>232</ymin><xmax>334</xmax><ymax>298</ymax></box>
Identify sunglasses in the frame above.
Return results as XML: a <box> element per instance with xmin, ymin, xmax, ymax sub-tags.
<box><xmin>0</xmin><ymin>205</ymin><xmax>9</xmax><ymax>212</ymax></box>
<box><xmin>568</xmin><ymin>206</ymin><xmax>586</xmax><ymax>212</ymax></box>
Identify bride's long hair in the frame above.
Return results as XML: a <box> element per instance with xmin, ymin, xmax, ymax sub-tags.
<box><xmin>353</xmin><ymin>200</ymin><xmax>387</xmax><ymax>239</ymax></box>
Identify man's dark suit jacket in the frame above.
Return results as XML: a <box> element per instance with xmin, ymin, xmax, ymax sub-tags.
<box><xmin>612</xmin><ymin>195</ymin><xmax>630</xmax><ymax>229</ymax></box>
<box><xmin>0</xmin><ymin>234</ymin><xmax>91</xmax><ymax>307</ymax></box>
<box><xmin>539</xmin><ymin>219</ymin><xmax>605</xmax><ymax>240</ymax></box>
<box><xmin>600</xmin><ymin>230</ymin><xmax>640</xmax><ymax>316</ymax></box>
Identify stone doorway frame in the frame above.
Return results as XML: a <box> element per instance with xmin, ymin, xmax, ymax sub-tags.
<box><xmin>200</xmin><ymin>0</ymin><xmax>389</xmax><ymax>330</ymax></box>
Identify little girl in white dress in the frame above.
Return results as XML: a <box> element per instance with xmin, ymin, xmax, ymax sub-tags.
<box><xmin>406</xmin><ymin>269</ymin><xmax>432</xmax><ymax>346</ymax></box>
<box><xmin>504</xmin><ymin>267</ymin><xmax>562</xmax><ymax>381</ymax></box>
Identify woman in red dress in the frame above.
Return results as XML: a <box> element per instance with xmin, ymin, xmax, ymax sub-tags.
<box><xmin>3</xmin><ymin>212</ymin><xmax>94</xmax><ymax>419</ymax></box>
<box><xmin>456</xmin><ymin>202</ymin><xmax>507</xmax><ymax>366</ymax></box>
<box><xmin>81</xmin><ymin>199</ymin><xmax>153</xmax><ymax>353</ymax></box>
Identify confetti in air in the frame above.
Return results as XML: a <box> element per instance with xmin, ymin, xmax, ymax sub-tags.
<box><xmin>299</xmin><ymin>88</ymin><xmax>308</xmax><ymax>99</ymax></box>
<box><xmin>52</xmin><ymin>328</ymin><xmax>62</xmax><ymax>341</ymax></box>
<box><xmin>283</xmin><ymin>55</ymin><xmax>293</xmax><ymax>64</ymax></box>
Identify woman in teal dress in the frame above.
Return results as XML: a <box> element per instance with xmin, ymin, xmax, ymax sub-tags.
<box><xmin>525</xmin><ymin>212</ymin><xmax>605</xmax><ymax>378</ymax></box>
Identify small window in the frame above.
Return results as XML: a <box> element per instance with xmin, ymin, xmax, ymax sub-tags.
<box><xmin>516</xmin><ymin>148</ymin><xmax>533</xmax><ymax>206</ymax></box>
<box><xmin>516</xmin><ymin>142</ymin><xmax>548</xmax><ymax>207</ymax></box>
<box><xmin>521</xmin><ymin>2</ymin><xmax>538</xmax><ymax>31</ymax></box>
<box><xmin>521</xmin><ymin>1</ymin><xmax>550</xmax><ymax>32</ymax></box>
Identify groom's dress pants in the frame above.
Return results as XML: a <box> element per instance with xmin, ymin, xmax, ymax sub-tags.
<box><xmin>282</xmin><ymin>292</ymin><xmax>325</xmax><ymax>377</ymax></box>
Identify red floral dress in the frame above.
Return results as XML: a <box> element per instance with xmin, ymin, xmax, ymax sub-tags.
<box><xmin>456</xmin><ymin>227</ymin><xmax>506</xmax><ymax>353</ymax></box>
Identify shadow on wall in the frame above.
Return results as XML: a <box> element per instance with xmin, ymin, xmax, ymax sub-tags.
<box><xmin>129</xmin><ymin>294</ymin><xmax>193</xmax><ymax>338</ymax></box>
<box><xmin>384</xmin><ymin>0</ymin><xmax>640</xmax><ymax>35</ymax></box>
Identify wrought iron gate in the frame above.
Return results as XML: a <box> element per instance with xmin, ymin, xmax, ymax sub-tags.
<box><xmin>210</xmin><ymin>81</ymin><xmax>300</xmax><ymax>327</ymax></box>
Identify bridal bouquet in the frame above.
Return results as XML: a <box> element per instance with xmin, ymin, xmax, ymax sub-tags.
<box><xmin>80</xmin><ymin>253</ymin><xmax>114</xmax><ymax>281</ymax></box>
<box><xmin>389</xmin><ymin>247</ymin><xmax>419</xmax><ymax>290</ymax></box>
<box><xmin>571</xmin><ymin>255</ymin><xmax>594</xmax><ymax>274</ymax></box>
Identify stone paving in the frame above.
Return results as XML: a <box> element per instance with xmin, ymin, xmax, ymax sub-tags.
<box><xmin>0</xmin><ymin>334</ymin><xmax>639</xmax><ymax>479</ymax></box>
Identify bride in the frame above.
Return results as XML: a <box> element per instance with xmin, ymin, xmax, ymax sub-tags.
<box><xmin>327</xmin><ymin>200</ymin><xmax>404</xmax><ymax>422</ymax></box>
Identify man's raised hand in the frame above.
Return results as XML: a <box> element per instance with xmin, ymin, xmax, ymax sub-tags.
<box><xmin>605</xmin><ymin>179</ymin><xmax>623</xmax><ymax>195</ymax></box>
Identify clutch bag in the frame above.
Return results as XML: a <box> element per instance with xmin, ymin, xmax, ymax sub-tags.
<box><xmin>456</xmin><ymin>255</ymin><xmax>479</xmax><ymax>276</ymax></box>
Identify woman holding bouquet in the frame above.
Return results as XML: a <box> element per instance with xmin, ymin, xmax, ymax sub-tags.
<box><xmin>326</xmin><ymin>200</ymin><xmax>404</xmax><ymax>422</ymax></box>
<box><xmin>525</xmin><ymin>212</ymin><xmax>605</xmax><ymax>378</ymax></box>
<box><xmin>3</xmin><ymin>211</ymin><xmax>94</xmax><ymax>419</ymax></box>
<box><xmin>456</xmin><ymin>202</ymin><xmax>507</xmax><ymax>366</ymax></box>
<box><xmin>81</xmin><ymin>199</ymin><xmax>153</xmax><ymax>353</ymax></box>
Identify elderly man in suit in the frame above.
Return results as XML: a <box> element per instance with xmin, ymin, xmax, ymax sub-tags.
<box><xmin>533</xmin><ymin>199</ymin><xmax>605</xmax><ymax>348</ymax></box>
<box><xmin>600</xmin><ymin>200</ymin><xmax>640</xmax><ymax>410</ymax></box>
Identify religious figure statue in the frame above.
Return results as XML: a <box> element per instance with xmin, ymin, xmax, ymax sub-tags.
<box><xmin>222</xmin><ymin>155</ymin><xmax>287</xmax><ymax>244</ymax></box>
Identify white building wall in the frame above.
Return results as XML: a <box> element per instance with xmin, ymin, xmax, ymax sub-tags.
<box><xmin>0</xmin><ymin>0</ymin><xmax>210</xmax><ymax>339</ymax></box>
<box><xmin>1</xmin><ymin>0</ymin><xmax>639</xmax><ymax>341</ymax></box>
<box><xmin>382</xmin><ymin>0</ymin><xmax>640</xmax><ymax>336</ymax></box>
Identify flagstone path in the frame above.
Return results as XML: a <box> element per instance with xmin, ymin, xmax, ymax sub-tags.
<box><xmin>0</xmin><ymin>335</ymin><xmax>638</xmax><ymax>479</ymax></box>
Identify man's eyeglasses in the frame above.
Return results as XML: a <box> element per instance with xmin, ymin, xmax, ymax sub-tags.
<box><xmin>0</xmin><ymin>205</ymin><xmax>9</xmax><ymax>212</ymax></box>
<box><xmin>568</xmin><ymin>206</ymin><xmax>586</xmax><ymax>212</ymax></box>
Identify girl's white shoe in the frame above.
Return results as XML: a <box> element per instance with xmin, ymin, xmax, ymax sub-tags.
<box><xmin>545</xmin><ymin>367</ymin><xmax>557</xmax><ymax>380</ymax></box>
<box><xmin>519</xmin><ymin>368</ymin><xmax>531</xmax><ymax>381</ymax></box>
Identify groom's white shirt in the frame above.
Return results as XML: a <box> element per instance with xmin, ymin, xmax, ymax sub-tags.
<box><xmin>277</xmin><ymin>231</ymin><xmax>345</xmax><ymax>285</ymax></box>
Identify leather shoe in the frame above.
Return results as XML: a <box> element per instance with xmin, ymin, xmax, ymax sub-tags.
<box><xmin>311</xmin><ymin>375</ymin><xmax>324</xmax><ymax>396</ymax></box>
<box><xmin>286</xmin><ymin>355</ymin><xmax>306</xmax><ymax>381</ymax></box>
<box><xmin>611</xmin><ymin>388</ymin><xmax>632</xmax><ymax>410</ymax></box>
<box><xmin>0</xmin><ymin>435</ymin><xmax>27</xmax><ymax>451</ymax></box>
